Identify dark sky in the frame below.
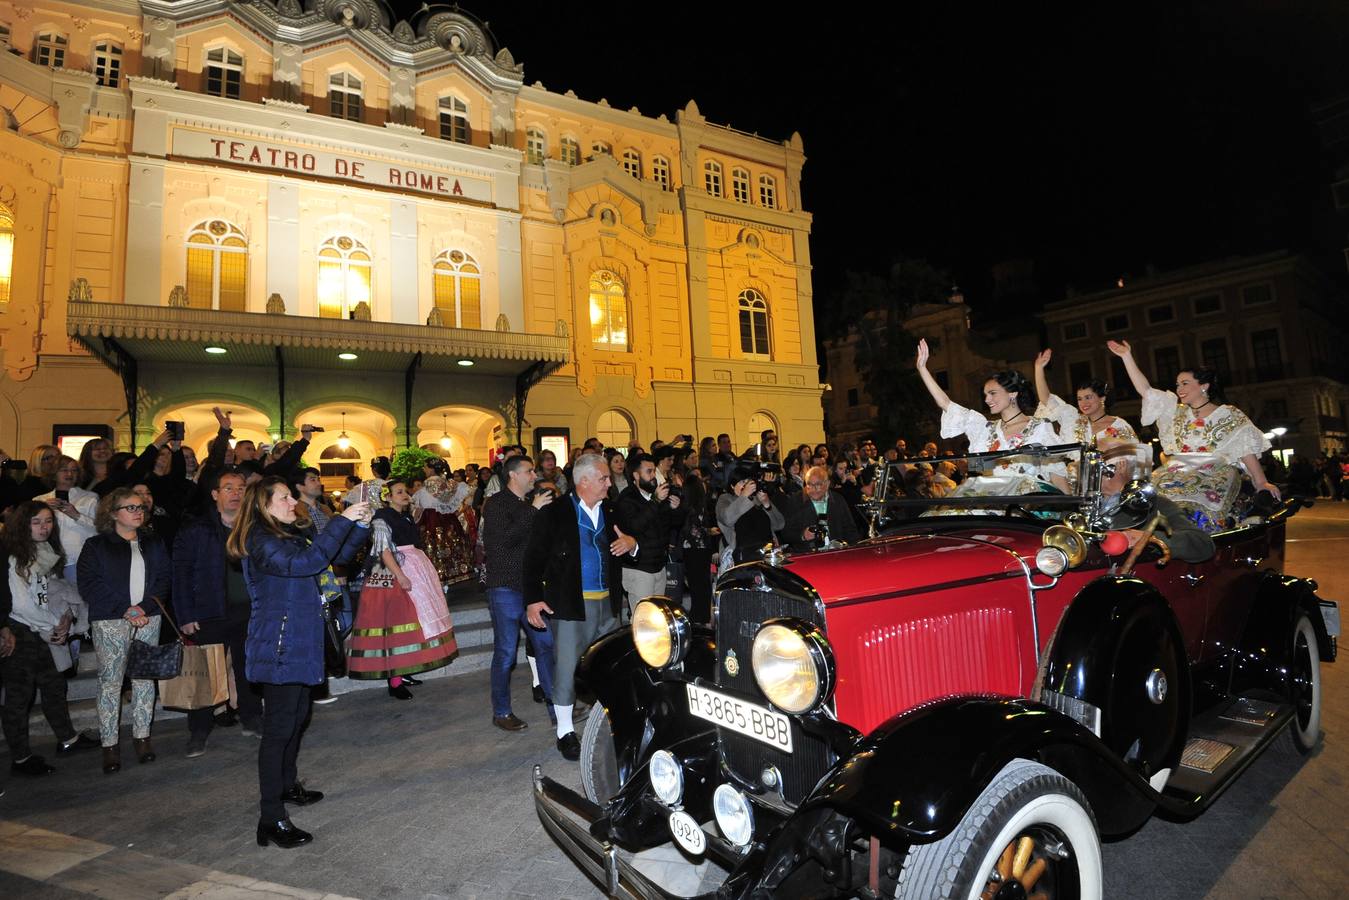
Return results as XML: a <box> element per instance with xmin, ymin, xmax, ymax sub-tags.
<box><xmin>395</xmin><ymin>1</ymin><xmax>1349</xmax><ymax>318</ymax></box>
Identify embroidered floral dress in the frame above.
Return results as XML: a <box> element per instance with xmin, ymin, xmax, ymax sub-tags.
<box><xmin>925</xmin><ymin>403</ymin><xmax>1069</xmax><ymax>514</ymax></box>
<box><xmin>1140</xmin><ymin>388</ymin><xmax>1270</xmax><ymax>532</ymax></box>
<box><xmin>1035</xmin><ymin>394</ymin><xmax>1138</xmax><ymax>447</ymax></box>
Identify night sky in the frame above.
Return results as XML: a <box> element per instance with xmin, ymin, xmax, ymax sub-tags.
<box><xmin>394</xmin><ymin>1</ymin><xmax>1349</xmax><ymax>324</ymax></box>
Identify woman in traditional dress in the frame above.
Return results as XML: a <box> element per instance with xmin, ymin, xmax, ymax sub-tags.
<box><xmin>413</xmin><ymin>460</ymin><xmax>472</xmax><ymax>588</ymax></box>
<box><xmin>348</xmin><ymin>479</ymin><xmax>457</xmax><ymax>699</ymax></box>
<box><xmin>1032</xmin><ymin>349</ymin><xmax>1138</xmax><ymax>447</ymax></box>
<box><xmin>915</xmin><ymin>339</ymin><xmax>1071</xmax><ymax>505</ymax></box>
<box><xmin>1107</xmin><ymin>340</ymin><xmax>1279</xmax><ymax>531</ymax></box>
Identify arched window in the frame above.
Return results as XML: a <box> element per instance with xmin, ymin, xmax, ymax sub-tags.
<box><xmin>589</xmin><ymin>270</ymin><xmax>628</xmax><ymax>349</ymax></box>
<box><xmin>317</xmin><ymin>235</ymin><xmax>371</xmax><ymax>319</ymax></box>
<box><xmin>205</xmin><ymin>46</ymin><xmax>243</xmax><ymax>99</ymax></box>
<box><xmin>432</xmin><ymin>249</ymin><xmax>481</xmax><ymax>329</ymax></box>
<box><xmin>738</xmin><ymin>289</ymin><xmax>770</xmax><ymax>357</ymax></box>
<box><xmin>652</xmin><ymin>156</ymin><xmax>671</xmax><ymax>192</ymax></box>
<box><xmin>703</xmin><ymin>160</ymin><xmax>723</xmax><ymax>197</ymax></box>
<box><xmin>525</xmin><ymin>127</ymin><xmax>547</xmax><ymax>165</ymax></box>
<box><xmin>34</xmin><ymin>31</ymin><xmax>66</xmax><ymax>68</ymax></box>
<box><xmin>597</xmin><ymin>409</ymin><xmax>634</xmax><ymax>451</ymax></box>
<box><xmin>745</xmin><ymin>412</ymin><xmax>777</xmax><ymax>453</ymax></box>
<box><xmin>591</xmin><ymin>141</ymin><xmax>612</xmax><ymax>159</ymax></box>
<box><xmin>622</xmin><ymin>148</ymin><xmax>641</xmax><ymax>179</ymax></box>
<box><xmin>0</xmin><ymin>204</ymin><xmax>13</xmax><ymax>306</ymax></box>
<box><xmin>731</xmin><ymin>167</ymin><xmax>750</xmax><ymax>203</ymax></box>
<box><xmin>328</xmin><ymin>71</ymin><xmax>362</xmax><ymax>121</ymax></box>
<box><xmin>93</xmin><ymin>41</ymin><xmax>122</xmax><ymax>88</ymax></box>
<box><xmin>561</xmin><ymin>136</ymin><xmax>580</xmax><ymax>166</ymax></box>
<box><xmin>759</xmin><ymin>174</ymin><xmax>778</xmax><ymax>209</ymax></box>
<box><xmin>185</xmin><ymin>220</ymin><xmax>248</xmax><ymax>311</ymax></box>
<box><xmin>438</xmin><ymin>95</ymin><xmax>469</xmax><ymax>143</ymax></box>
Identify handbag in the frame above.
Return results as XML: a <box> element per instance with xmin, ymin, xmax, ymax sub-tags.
<box><xmin>125</xmin><ymin>598</ymin><xmax>184</xmax><ymax>680</ymax></box>
<box><xmin>321</xmin><ymin>595</ymin><xmax>348</xmax><ymax>678</ymax></box>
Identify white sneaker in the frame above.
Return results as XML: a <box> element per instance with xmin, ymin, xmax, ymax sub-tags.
<box><xmin>313</xmin><ymin>695</ymin><xmax>339</xmax><ymax>705</ymax></box>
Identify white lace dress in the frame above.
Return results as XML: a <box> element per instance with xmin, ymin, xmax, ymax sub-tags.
<box><xmin>926</xmin><ymin>403</ymin><xmax>1069</xmax><ymax>514</ymax></box>
<box><xmin>1035</xmin><ymin>394</ymin><xmax>1138</xmax><ymax>447</ymax></box>
<box><xmin>1140</xmin><ymin>388</ymin><xmax>1270</xmax><ymax>531</ymax></box>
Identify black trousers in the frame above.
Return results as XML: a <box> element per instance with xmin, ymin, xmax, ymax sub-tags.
<box><xmin>684</xmin><ymin>547</ymin><xmax>714</xmax><ymax>627</ymax></box>
<box><xmin>1</xmin><ymin>623</ymin><xmax>76</xmax><ymax>758</ymax></box>
<box><xmin>186</xmin><ymin>604</ymin><xmax>262</xmax><ymax>738</ymax></box>
<box><xmin>258</xmin><ymin>682</ymin><xmax>312</xmax><ymax>821</ymax></box>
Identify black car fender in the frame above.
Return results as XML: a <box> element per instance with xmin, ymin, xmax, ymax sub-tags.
<box><xmin>1234</xmin><ymin>573</ymin><xmax>1336</xmax><ymax>696</ymax></box>
<box><xmin>798</xmin><ymin>697</ymin><xmax>1166</xmax><ymax>845</ymax></box>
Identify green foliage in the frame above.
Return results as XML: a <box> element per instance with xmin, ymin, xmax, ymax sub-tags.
<box><xmin>390</xmin><ymin>446</ymin><xmax>438</xmax><ymax>482</ymax></box>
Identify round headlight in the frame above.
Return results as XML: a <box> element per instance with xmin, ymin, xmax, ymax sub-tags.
<box><xmin>649</xmin><ymin>750</ymin><xmax>683</xmax><ymax>805</ymax></box>
<box><xmin>713</xmin><ymin>784</ymin><xmax>754</xmax><ymax>847</ymax></box>
<box><xmin>751</xmin><ymin>620</ymin><xmax>833</xmax><ymax>715</ymax></box>
<box><xmin>632</xmin><ymin>600</ymin><xmax>690</xmax><ymax>669</ymax></box>
<box><xmin>1035</xmin><ymin>545</ymin><xmax>1069</xmax><ymax>577</ymax></box>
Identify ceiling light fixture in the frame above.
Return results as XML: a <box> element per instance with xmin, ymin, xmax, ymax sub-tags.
<box><xmin>439</xmin><ymin>413</ymin><xmax>452</xmax><ymax>450</ymax></box>
<box><xmin>456</xmin><ymin>358</ymin><xmax>474</xmax><ymax>367</ymax></box>
<box><xmin>338</xmin><ymin>352</ymin><xmax>358</xmax><ymax>361</ymax></box>
<box><xmin>337</xmin><ymin>411</ymin><xmax>350</xmax><ymax>450</ymax></box>
<box><xmin>205</xmin><ymin>346</ymin><xmax>227</xmax><ymax>354</ymax></box>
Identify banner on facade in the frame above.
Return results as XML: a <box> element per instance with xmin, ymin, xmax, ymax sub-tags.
<box><xmin>171</xmin><ymin>129</ymin><xmax>494</xmax><ymax>204</ymax></box>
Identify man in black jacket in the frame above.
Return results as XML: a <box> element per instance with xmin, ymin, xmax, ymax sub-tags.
<box><xmin>780</xmin><ymin>466</ymin><xmax>860</xmax><ymax>553</ymax></box>
<box><xmin>524</xmin><ymin>453</ymin><xmax>635</xmax><ymax>760</ymax></box>
<box><xmin>615</xmin><ymin>454</ymin><xmax>682</xmax><ymax>616</ymax></box>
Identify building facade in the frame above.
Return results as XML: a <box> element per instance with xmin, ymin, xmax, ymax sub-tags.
<box><xmin>0</xmin><ymin>0</ymin><xmax>821</xmax><ymax>471</ymax></box>
<box><xmin>1040</xmin><ymin>252</ymin><xmax>1349</xmax><ymax>460</ymax></box>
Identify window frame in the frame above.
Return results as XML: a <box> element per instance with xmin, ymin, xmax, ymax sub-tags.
<box><xmin>1145</xmin><ymin>303</ymin><xmax>1174</xmax><ymax>325</ymax></box>
<box><xmin>621</xmin><ymin>148</ymin><xmax>641</xmax><ymax>179</ymax></box>
<box><xmin>1241</xmin><ymin>282</ymin><xmax>1275</xmax><ymax>307</ymax></box>
<box><xmin>588</xmin><ymin>269</ymin><xmax>629</xmax><ymax>350</ymax></box>
<box><xmin>651</xmin><ymin>156</ymin><xmax>671</xmax><ymax>191</ymax></box>
<box><xmin>703</xmin><ymin>160</ymin><xmax>723</xmax><ymax>197</ymax></box>
<box><xmin>1061</xmin><ymin>320</ymin><xmax>1088</xmax><ymax>342</ymax></box>
<box><xmin>432</xmin><ymin>249</ymin><xmax>482</xmax><ymax>329</ymax></box>
<box><xmin>525</xmin><ymin>127</ymin><xmax>547</xmax><ymax>165</ymax></box>
<box><xmin>34</xmin><ymin>30</ymin><xmax>67</xmax><ymax>68</ymax></box>
<box><xmin>1249</xmin><ymin>327</ymin><xmax>1284</xmax><ymax>381</ymax></box>
<box><xmin>731</xmin><ymin>167</ymin><xmax>750</xmax><ymax>203</ymax></box>
<box><xmin>92</xmin><ymin>40</ymin><xmax>123</xmax><ymax>88</ymax></box>
<box><xmin>1101</xmin><ymin>311</ymin><xmax>1131</xmax><ymax>334</ymax></box>
<box><xmin>0</xmin><ymin>203</ymin><xmax>14</xmax><ymax>307</ymax></box>
<box><xmin>327</xmin><ymin>70</ymin><xmax>363</xmax><ymax>122</ymax></box>
<box><xmin>1192</xmin><ymin>292</ymin><xmax>1223</xmax><ymax>316</ymax></box>
<box><xmin>438</xmin><ymin>94</ymin><xmax>470</xmax><ymax>144</ymax></box>
<box><xmin>1152</xmin><ymin>344</ymin><xmax>1181</xmax><ymax>384</ymax></box>
<box><xmin>316</xmin><ymin>235</ymin><xmax>373</xmax><ymax>320</ymax></box>
<box><xmin>737</xmin><ymin>288</ymin><xmax>771</xmax><ymax>358</ymax></box>
<box><xmin>204</xmin><ymin>45</ymin><xmax>243</xmax><ymax>99</ymax></box>
<box><xmin>184</xmin><ymin>220</ymin><xmax>249</xmax><ymax>311</ymax></box>
<box><xmin>590</xmin><ymin>141</ymin><xmax>612</xmax><ymax>159</ymax></box>
<box><xmin>560</xmin><ymin>136</ymin><xmax>580</xmax><ymax>166</ymax></box>
<box><xmin>596</xmin><ymin>409</ymin><xmax>634</xmax><ymax>451</ymax></box>
<box><xmin>1198</xmin><ymin>335</ymin><xmax>1233</xmax><ymax>385</ymax></box>
<box><xmin>758</xmin><ymin>174</ymin><xmax>777</xmax><ymax>208</ymax></box>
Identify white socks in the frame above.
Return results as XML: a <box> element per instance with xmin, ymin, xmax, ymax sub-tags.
<box><xmin>556</xmin><ymin>704</ymin><xmax>574</xmax><ymax>738</ymax></box>
<box><xmin>527</xmin><ymin>654</ymin><xmax>540</xmax><ymax>687</ymax></box>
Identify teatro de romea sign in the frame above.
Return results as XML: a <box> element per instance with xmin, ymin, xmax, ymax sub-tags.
<box><xmin>171</xmin><ymin>129</ymin><xmax>494</xmax><ymax>204</ymax></box>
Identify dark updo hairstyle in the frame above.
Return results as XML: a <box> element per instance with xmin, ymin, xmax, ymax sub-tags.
<box><xmin>1074</xmin><ymin>378</ymin><xmax>1110</xmax><ymax>401</ymax></box>
<box><xmin>989</xmin><ymin>369</ymin><xmax>1037</xmax><ymax>415</ymax></box>
<box><xmin>1179</xmin><ymin>366</ymin><xmax>1225</xmax><ymax>403</ymax></box>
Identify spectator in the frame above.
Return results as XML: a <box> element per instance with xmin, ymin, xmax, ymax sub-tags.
<box><xmin>18</xmin><ymin>444</ymin><xmax>61</xmax><ymax>501</ymax></box>
<box><xmin>226</xmin><ymin>478</ymin><xmax>371</xmax><ymax>849</ymax></box>
<box><xmin>481</xmin><ymin>455</ymin><xmax>556</xmax><ymax>732</ymax></box>
<box><xmin>782</xmin><ymin>456</ymin><xmax>805</xmax><ymax>497</ymax></box>
<box><xmin>537</xmin><ymin>450</ymin><xmax>569</xmax><ymax>495</ymax></box>
<box><xmin>78</xmin><ymin>438</ymin><xmax>115</xmax><ymax>492</ymax></box>
<box><xmin>711</xmin><ymin>433</ymin><xmax>737</xmax><ymax>489</ymax></box>
<box><xmin>233</xmin><ymin>439</ymin><xmax>258</xmax><ymax>463</ymax></box>
<box><xmin>716</xmin><ymin>466</ymin><xmax>785</xmax><ymax>567</ymax></box>
<box><xmin>677</xmin><ymin>471</ymin><xmax>716</xmax><ymax>625</ymax></box>
<box><xmin>782</xmin><ymin>466</ymin><xmax>861</xmax><ymax>553</ymax></box>
<box><xmin>343</xmin><ymin>455</ymin><xmax>390</xmax><ymax>507</ymax></box>
<box><xmin>78</xmin><ymin>487</ymin><xmax>171</xmax><ymax>774</ymax></box>
<box><xmin>1</xmin><ymin>502</ymin><xmax>100</xmax><ymax>776</ymax></box>
<box><xmin>36</xmin><ymin>457</ymin><xmax>99</xmax><ymax>582</ymax></box>
<box><xmin>616</xmin><ymin>454</ymin><xmax>682</xmax><ymax>615</ymax></box>
<box><xmin>483</xmin><ymin>446</ymin><xmax>523</xmax><ymax>500</ymax></box>
<box><xmin>605</xmin><ymin>448</ymin><xmax>629</xmax><ymax>500</ymax></box>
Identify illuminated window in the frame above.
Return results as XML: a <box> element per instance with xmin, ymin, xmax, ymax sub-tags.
<box><xmin>746</xmin><ymin>412</ymin><xmax>776</xmax><ymax>452</ymax></box>
<box><xmin>93</xmin><ymin>41</ymin><xmax>122</xmax><ymax>88</ymax></box>
<box><xmin>652</xmin><ymin>156</ymin><xmax>671</xmax><ymax>192</ymax></box>
<box><xmin>758</xmin><ymin>174</ymin><xmax>777</xmax><ymax>209</ymax></box>
<box><xmin>622</xmin><ymin>148</ymin><xmax>641</xmax><ymax>179</ymax></box>
<box><xmin>561</xmin><ymin>136</ymin><xmax>580</xmax><ymax>166</ymax></box>
<box><xmin>738</xmin><ymin>289</ymin><xmax>770</xmax><ymax>357</ymax></box>
<box><xmin>588</xmin><ymin>270</ymin><xmax>628</xmax><ymax>349</ymax></box>
<box><xmin>591</xmin><ymin>141</ymin><xmax>612</xmax><ymax>159</ymax></box>
<box><xmin>525</xmin><ymin>127</ymin><xmax>547</xmax><ymax>165</ymax></box>
<box><xmin>0</xmin><ymin>204</ymin><xmax>13</xmax><ymax>306</ymax></box>
<box><xmin>439</xmin><ymin>95</ymin><xmax>469</xmax><ymax>143</ymax></box>
<box><xmin>731</xmin><ymin>168</ymin><xmax>750</xmax><ymax>203</ymax></box>
<box><xmin>328</xmin><ymin>71</ymin><xmax>362</xmax><ymax>121</ymax></box>
<box><xmin>597</xmin><ymin>409</ymin><xmax>633</xmax><ymax>450</ymax></box>
<box><xmin>34</xmin><ymin>31</ymin><xmax>66</xmax><ymax>68</ymax></box>
<box><xmin>184</xmin><ymin>220</ymin><xmax>248</xmax><ymax>311</ymax></box>
<box><xmin>703</xmin><ymin>160</ymin><xmax>722</xmax><ymax>197</ymax></box>
<box><xmin>317</xmin><ymin>235</ymin><xmax>372</xmax><ymax>319</ymax></box>
<box><xmin>432</xmin><ymin>249</ymin><xmax>481</xmax><ymax>329</ymax></box>
<box><xmin>205</xmin><ymin>46</ymin><xmax>243</xmax><ymax>99</ymax></box>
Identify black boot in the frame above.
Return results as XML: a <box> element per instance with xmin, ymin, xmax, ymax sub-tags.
<box><xmin>256</xmin><ymin>818</ymin><xmax>313</xmax><ymax>848</ymax></box>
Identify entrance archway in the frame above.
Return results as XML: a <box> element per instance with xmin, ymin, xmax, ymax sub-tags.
<box><xmin>154</xmin><ymin>401</ymin><xmax>272</xmax><ymax>461</ymax></box>
<box><xmin>415</xmin><ymin>406</ymin><xmax>504</xmax><ymax>470</ymax></box>
<box><xmin>291</xmin><ymin>402</ymin><xmax>397</xmax><ymax>481</ymax></box>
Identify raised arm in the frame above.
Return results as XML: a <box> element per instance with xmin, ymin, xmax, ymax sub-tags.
<box><xmin>1106</xmin><ymin>340</ymin><xmax>1153</xmax><ymax>397</ymax></box>
<box><xmin>1033</xmin><ymin>349</ymin><xmax>1053</xmax><ymax>406</ymax></box>
<box><xmin>915</xmin><ymin>339</ymin><xmax>953</xmax><ymax>411</ymax></box>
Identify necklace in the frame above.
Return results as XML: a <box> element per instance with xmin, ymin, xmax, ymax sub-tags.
<box><xmin>1000</xmin><ymin>411</ymin><xmax>1027</xmax><ymax>426</ymax></box>
<box><xmin>1088</xmin><ymin>413</ymin><xmax>1110</xmax><ymax>424</ymax></box>
<box><xmin>1187</xmin><ymin>401</ymin><xmax>1214</xmax><ymax>414</ymax></box>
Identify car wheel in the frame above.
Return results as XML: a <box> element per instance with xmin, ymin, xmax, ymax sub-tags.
<box><xmin>579</xmin><ymin>703</ymin><xmax>622</xmax><ymax>804</ymax></box>
<box><xmin>895</xmin><ymin>759</ymin><xmax>1102</xmax><ymax>900</ymax></box>
<box><xmin>1288</xmin><ymin>612</ymin><xmax>1322</xmax><ymax>753</ymax></box>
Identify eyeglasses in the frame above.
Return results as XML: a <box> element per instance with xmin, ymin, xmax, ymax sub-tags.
<box><xmin>806</xmin><ymin>481</ymin><xmax>829</xmax><ymax>487</ymax></box>
<box><xmin>114</xmin><ymin>504</ymin><xmax>144</xmax><ymax>513</ymax></box>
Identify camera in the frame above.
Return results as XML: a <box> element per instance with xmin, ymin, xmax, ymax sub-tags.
<box><xmin>166</xmin><ymin>420</ymin><xmax>185</xmax><ymax>441</ymax></box>
<box><xmin>665</xmin><ymin>484</ymin><xmax>684</xmax><ymax>500</ymax></box>
<box><xmin>1</xmin><ymin>459</ymin><xmax>28</xmax><ymax>472</ymax></box>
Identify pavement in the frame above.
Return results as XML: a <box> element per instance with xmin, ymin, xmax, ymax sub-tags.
<box><xmin>1</xmin><ymin>503</ymin><xmax>1347</xmax><ymax>899</ymax></box>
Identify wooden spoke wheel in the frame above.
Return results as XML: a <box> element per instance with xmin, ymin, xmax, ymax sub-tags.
<box><xmin>980</xmin><ymin>828</ymin><xmax>1071</xmax><ymax>900</ymax></box>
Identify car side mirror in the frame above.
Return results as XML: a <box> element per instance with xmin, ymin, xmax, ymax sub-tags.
<box><xmin>1113</xmin><ymin>479</ymin><xmax>1157</xmax><ymax>529</ymax></box>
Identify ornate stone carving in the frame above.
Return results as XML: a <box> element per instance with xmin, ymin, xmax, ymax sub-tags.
<box><xmin>393</xmin><ymin>20</ymin><xmax>414</xmax><ymax>43</ymax></box>
<box><xmin>554</xmin><ymin>319</ymin><xmax>568</xmax><ymax>338</ymax></box>
<box><xmin>57</xmin><ymin>130</ymin><xmax>80</xmax><ymax>149</ymax></box>
<box><xmin>167</xmin><ymin>285</ymin><xmax>189</xmax><ymax>308</ymax></box>
<box><xmin>494</xmin><ymin>313</ymin><xmax>510</xmax><ymax>332</ymax></box>
<box><xmin>277</xmin><ymin>0</ymin><xmax>303</xmax><ymax>16</ymax></box>
<box><xmin>266</xmin><ymin>292</ymin><xmax>286</xmax><ymax>314</ymax></box>
<box><xmin>495</xmin><ymin>47</ymin><xmax>516</xmax><ymax>68</ymax></box>
<box><xmin>425</xmin><ymin>306</ymin><xmax>444</xmax><ymax>327</ymax></box>
<box><xmin>351</xmin><ymin>301</ymin><xmax>372</xmax><ymax>321</ymax></box>
<box><xmin>68</xmin><ymin>278</ymin><xmax>92</xmax><ymax>302</ymax></box>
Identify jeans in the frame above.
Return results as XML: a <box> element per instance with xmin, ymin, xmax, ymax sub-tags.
<box><xmin>487</xmin><ymin>587</ymin><xmax>554</xmax><ymax>717</ymax></box>
<box><xmin>258</xmin><ymin>682</ymin><xmax>311</xmax><ymax>821</ymax></box>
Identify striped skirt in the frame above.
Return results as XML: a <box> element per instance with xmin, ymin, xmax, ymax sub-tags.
<box><xmin>348</xmin><ymin>549</ymin><xmax>458</xmax><ymax>679</ymax></box>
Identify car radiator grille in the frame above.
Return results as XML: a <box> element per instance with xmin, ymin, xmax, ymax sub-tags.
<box><xmin>714</xmin><ymin>587</ymin><xmax>834</xmax><ymax>803</ymax></box>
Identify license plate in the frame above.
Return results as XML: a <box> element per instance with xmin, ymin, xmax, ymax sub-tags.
<box><xmin>668</xmin><ymin>809</ymin><xmax>706</xmax><ymax>856</ymax></box>
<box><xmin>685</xmin><ymin>684</ymin><xmax>793</xmax><ymax>753</ymax></box>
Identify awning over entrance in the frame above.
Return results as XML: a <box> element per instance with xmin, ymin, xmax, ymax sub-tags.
<box><xmin>67</xmin><ymin>301</ymin><xmax>569</xmax><ymax>450</ymax></box>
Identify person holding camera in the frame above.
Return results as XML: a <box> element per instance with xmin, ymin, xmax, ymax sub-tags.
<box><xmin>615</xmin><ymin>454</ymin><xmax>683</xmax><ymax>616</ymax></box>
<box><xmin>715</xmin><ymin>464</ymin><xmax>785</xmax><ymax>568</ymax></box>
<box><xmin>782</xmin><ymin>466</ymin><xmax>860</xmax><ymax>554</ymax></box>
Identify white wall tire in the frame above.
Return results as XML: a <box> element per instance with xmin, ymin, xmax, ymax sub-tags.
<box><xmin>579</xmin><ymin>704</ymin><xmax>622</xmax><ymax>804</ymax></box>
<box><xmin>1289</xmin><ymin>612</ymin><xmax>1323</xmax><ymax>754</ymax></box>
<box><xmin>895</xmin><ymin>759</ymin><xmax>1103</xmax><ymax>900</ymax></box>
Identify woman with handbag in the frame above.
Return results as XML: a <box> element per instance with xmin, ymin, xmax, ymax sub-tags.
<box><xmin>226</xmin><ymin>477</ymin><xmax>370</xmax><ymax>849</ymax></box>
<box><xmin>76</xmin><ymin>487</ymin><xmax>172</xmax><ymax>774</ymax></box>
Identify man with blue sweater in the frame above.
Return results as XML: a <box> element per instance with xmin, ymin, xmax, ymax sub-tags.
<box><xmin>524</xmin><ymin>453</ymin><xmax>636</xmax><ymax>760</ymax></box>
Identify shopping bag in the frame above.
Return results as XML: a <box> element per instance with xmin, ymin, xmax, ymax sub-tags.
<box><xmin>160</xmin><ymin>643</ymin><xmax>230</xmax><ymax>710</ymax></box>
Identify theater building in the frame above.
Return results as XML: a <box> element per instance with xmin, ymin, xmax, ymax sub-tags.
<box><xmin>0</xmin><ymin>0</ymin><xmax>821</xmax><ymax>472</ymax></box>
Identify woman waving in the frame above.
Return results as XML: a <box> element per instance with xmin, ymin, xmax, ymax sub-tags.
<box><xmin>1032</xmin><ymin>349</ymin><xmax>1138</xmax><ymax>447</ymax></box>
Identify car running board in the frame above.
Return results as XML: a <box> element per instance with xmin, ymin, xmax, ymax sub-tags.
<box><xmin>1159</xmin><ymin>696</ymin><xmax>1294</xmax><ymax>814</ymax></box>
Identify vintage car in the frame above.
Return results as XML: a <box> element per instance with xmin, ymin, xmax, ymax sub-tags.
<box><xmin>532</xmin><ymin>445</ymin><xmax>1340</xmax><ymax>899</ymax></box>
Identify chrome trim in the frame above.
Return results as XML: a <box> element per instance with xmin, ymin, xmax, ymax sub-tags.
<box><xmin>633</xmin><ymin>598</ymin><xmax>692</xmax><ymax>669</ymax></box>
<box><xmin>751</xmin><ymin>618</ymin><xmax>836</xmax><ymax>715</ymax></box>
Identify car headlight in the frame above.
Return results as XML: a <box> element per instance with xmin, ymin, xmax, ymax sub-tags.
<box><xmin>632</xmin><ymin>599</ymin><xmax>691</xmax><ymax>669</ymax></box>
<box><xmin>713</xmin><ymin>784</ymin><xmax>755</xmax><ymax>847</ymax></box>
<box><xmin>1035</xmin><ymin>545</ymin><xmax>1069</xmax><ymax>576</ymax></box>
<box><xmin>751</xmin><ymin>619</ymin><xmax>833</xmax><ymax>714</ymax></box>
<box><xmin>649</xmin><ymin>750</ymin><xmax>683</xmax><ymax>806</ymax></box>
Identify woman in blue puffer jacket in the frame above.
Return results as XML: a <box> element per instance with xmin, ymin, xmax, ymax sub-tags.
<box><xmin>225</xmin><ymin>476</ymin><xmax>370</xmax><ymax>849</ymax></box>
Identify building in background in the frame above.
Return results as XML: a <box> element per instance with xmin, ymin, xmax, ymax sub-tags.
<box><xmin>0</xmin><ymin>0</ymin><xmax>822</xmax><ymax>473</ymax></box>
<box><xmin>1040</xmin><ymin>251</ymin><xmax>1349</xmax><ymax>460</ymax></box>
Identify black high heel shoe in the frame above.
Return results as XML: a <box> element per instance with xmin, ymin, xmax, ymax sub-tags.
<box><xmin>400</xmin><ymin>674</ymin><xmax>423</xmax><ymax>686</ymax></box>
<box><xmin>256</xmin><ymin>818</ymin><xmax>313</xmax><ymax>849</ymax></box>
<box><xmin>388</xmin><ymin>683</ymin><xmax>413</xmax><ymax>700</ymax></box>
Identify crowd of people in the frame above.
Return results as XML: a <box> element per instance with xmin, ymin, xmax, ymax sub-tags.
<box><xmin>0</xmin><ymin>335</ymin><xmax>1340</xmax><ymax>839</ymax></box>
